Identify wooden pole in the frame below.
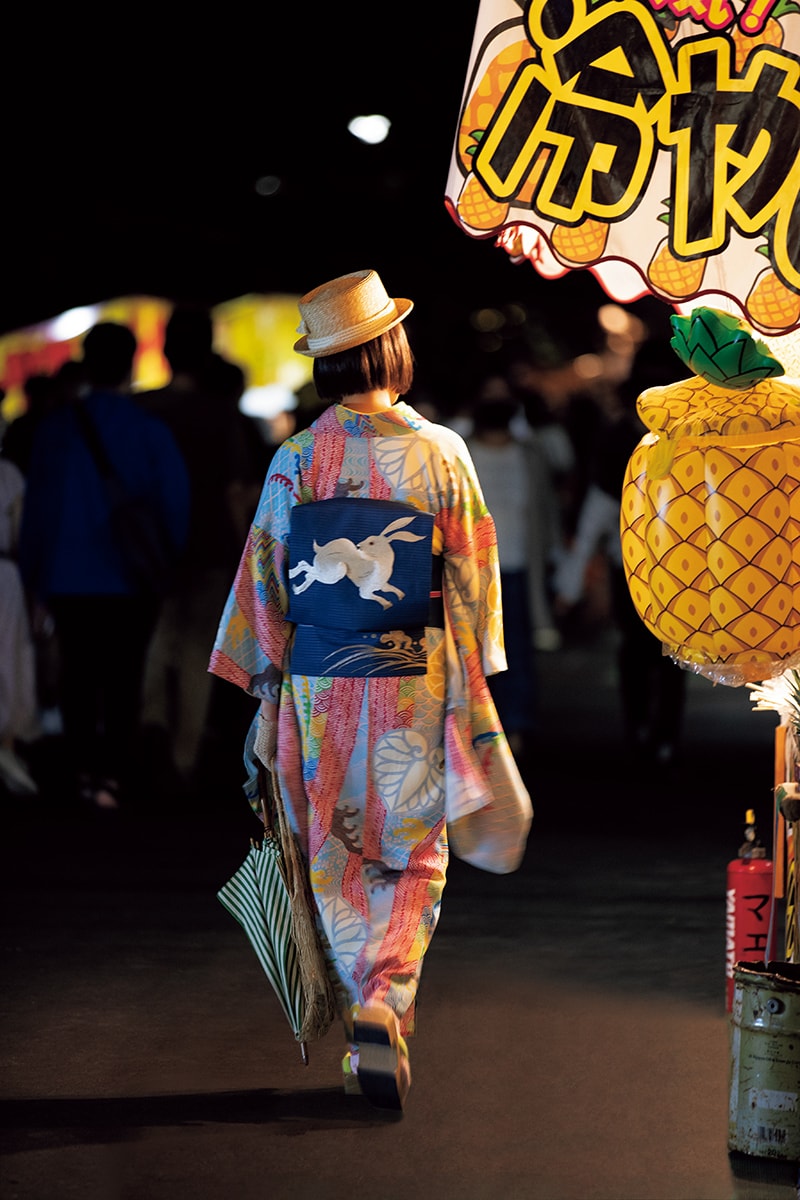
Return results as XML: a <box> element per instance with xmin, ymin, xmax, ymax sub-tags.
<box><xmin>774</xmin><ymin>723</ymin><xmax>787</xmax><ymax>900</ymax></box>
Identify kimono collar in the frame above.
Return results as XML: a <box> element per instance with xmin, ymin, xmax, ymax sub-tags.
<box><xmin>329</xmin><ymin>402</ymin><xmax>426</xmax><ymax>435</ymax></box>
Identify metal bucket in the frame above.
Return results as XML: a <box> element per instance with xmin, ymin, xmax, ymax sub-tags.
<box><xmin>728</xmin><ymin>961</ymin><xmax>800</xmax><ymax>1161</ymax></box>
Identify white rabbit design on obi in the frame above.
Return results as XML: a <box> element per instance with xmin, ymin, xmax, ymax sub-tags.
<box><xmin>289</xmin><ymin>515</ymin><xmax>424</xmax><ymax>609</ymax></box>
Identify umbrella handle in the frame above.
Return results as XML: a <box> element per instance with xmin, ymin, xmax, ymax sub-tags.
<box><xmin>257</xmin><ymin>761</ymin><xmax>277</xmax><ymax>838</ymax></box>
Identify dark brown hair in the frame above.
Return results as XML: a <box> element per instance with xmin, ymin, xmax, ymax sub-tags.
<box><xmin>82</xmin><ymin>322</ymin><xmax>137</xmax><ymax>389</ymax></box>
<box><xmin>312</xmin><ymin>323</ymin><xmax>414</xmax><ymax>402</ymax></box>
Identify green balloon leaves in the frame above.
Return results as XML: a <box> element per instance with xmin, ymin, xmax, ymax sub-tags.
<box><xmin>669</xmin><ymin>307</ymin><xmax>785</xmax><ymax>390</ymax></box>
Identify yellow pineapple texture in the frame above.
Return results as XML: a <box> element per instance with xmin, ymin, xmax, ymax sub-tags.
<box><xmin>620</xmin><ymin>374</ymin><xmax>800</xmax><ymax>684</ymax></box>
<box><xmin>550</xmin><ymin>218</ymin><xmax>608</xmax><ymax>265</ymax></box>
<box><xmin>746</xmin><ymin>268</ymin><xmax>800</xmax><ymax>333</ymax></box>
<box><xmin>456</xmin><ymin>36</ymin><xmax>545</xmax><ymax>229</ymax></box>
<box><xmin>456</xmin><ymin>174</ymin><xmax>509</xmax><ymax>231</ymax></box>
<box><xmin>647</xmin><ymin>237</ymin><xmax>706</xmax><ymax>299</ymax></box>
<box><xmin>458</xmin><ymin>40</ymin><xmax>535</xmax><ymax>169</ymax></box>
<box><xmin>732</xmin><ymin>15</ymin><xmax>784</xmax><ymax>71</ymax></box>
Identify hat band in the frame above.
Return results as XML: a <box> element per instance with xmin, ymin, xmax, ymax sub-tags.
<box><xmin>304</xmin><ymin>297</ymin><xmax>398</xmax><ymax>353</ymax></box>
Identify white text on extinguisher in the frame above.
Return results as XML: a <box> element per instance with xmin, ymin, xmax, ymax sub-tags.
<box><xmin>727</xmin><ymin>887</ymin><xmax>771</xmax><ymax>978</ymax></box>
<box><xmin>726</xmin><ymin>887</ymin><xmax>736</xmax><ymax>980</ymax></box>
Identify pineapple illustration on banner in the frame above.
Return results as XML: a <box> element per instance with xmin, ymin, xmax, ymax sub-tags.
<box><xmin>445</xmin><ymin>0</ymin><xmax>800</xmax><ymax>335</ymax></box>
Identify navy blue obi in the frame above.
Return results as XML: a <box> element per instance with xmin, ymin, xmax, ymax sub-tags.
<box><xmin>286</xmin><ymin>497</ymin><xmax>442</xmax><ymax>677</ymax></box>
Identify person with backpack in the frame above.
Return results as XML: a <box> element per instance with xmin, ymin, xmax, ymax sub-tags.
<box><xmin>18</xmin><ymin>322</ymin><xmax>189</xmax><ymax>810</ymax></box>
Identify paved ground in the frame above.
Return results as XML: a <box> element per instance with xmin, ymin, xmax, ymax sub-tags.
<box><xmin>2</xmin><ymin>628</ymin><xmax>799</xmax><ymax>1199</ymax></box>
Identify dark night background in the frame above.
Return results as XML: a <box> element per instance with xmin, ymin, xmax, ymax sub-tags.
<box><xmin>0</xmin><ymin>19</ymin><xmax>790</xmax><ymax>1197</ymax></box>
<box><xmin>3</xmin><ymin>4</ymin><xmax>670</xmax><ymax>399</ymax></box>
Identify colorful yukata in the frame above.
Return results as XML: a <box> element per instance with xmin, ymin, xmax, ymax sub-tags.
<box><xmin>210</xmin><ymin>401</ymin><xmax>531</xmax><ymax>1036</ymax></box>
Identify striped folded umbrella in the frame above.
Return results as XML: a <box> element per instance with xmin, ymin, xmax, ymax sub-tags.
<box><xmin>217</xmin><ymin>760</ymin><xmax>336</xmax><ymax>1063</ymax></box>
<box><xmin>218</xmin><ymin>834</ymin><xmax>304</xmax><ymax>1040</ymax></box>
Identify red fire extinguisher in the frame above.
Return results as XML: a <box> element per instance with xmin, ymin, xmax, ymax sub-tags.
<box><xmin>725</xmin><ymin>809</ymin><xmax>774</xmax><ymax>1012</ymax></box>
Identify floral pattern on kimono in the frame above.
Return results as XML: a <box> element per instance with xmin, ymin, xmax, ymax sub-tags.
<box><xmin>209</xmin><ymin>402</ymin><xmax>531</xmax><ymax>1035</ymax></box>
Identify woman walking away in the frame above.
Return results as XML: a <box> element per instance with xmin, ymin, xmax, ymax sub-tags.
<box><xmin>209</xmin><ymin>270</ymin><xmax>532</xmax><ymax>1111</ymax></box>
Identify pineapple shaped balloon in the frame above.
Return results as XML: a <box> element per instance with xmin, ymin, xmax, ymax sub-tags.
<box><xmin>620</xmin><ymin>307</ymin><xmax>800</xmax><ymax>686</ymax></box>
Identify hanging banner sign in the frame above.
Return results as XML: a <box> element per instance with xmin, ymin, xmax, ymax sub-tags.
<box><xmin>445</xmin><ymin>0</ymin><xmax>800</xmax><ymax>335</ymax></box>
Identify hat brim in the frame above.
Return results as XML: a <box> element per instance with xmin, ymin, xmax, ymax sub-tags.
<box><xmin>294</xmin><ymin>297</ymin><xmax>414</xmax><ymax>357</ymax></box>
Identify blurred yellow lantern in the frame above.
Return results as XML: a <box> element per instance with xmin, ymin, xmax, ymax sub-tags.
<box><xmin>621</xmin><ymin>308</ymin><xmax>800</xmax><ymax>686</ymax></box>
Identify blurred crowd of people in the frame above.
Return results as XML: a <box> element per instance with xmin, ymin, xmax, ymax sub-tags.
<box><xmin>0</xmin><ymin>300</ymin><xmax>688</xmax><ymax>809</ymax></box>
<box><xmin>0</xmin><ymin>307</ymin><xmax>267</xmax><ymax>810</ymax></box>
<box><xmin>414</xmin><ymin>303</ymin><xmax>687</xmax><ymax>768</ymax></box>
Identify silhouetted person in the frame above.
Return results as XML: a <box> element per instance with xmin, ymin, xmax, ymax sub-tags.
<box><xmin>466</xmin><ymin>378</ymin><xmax>547</xmax><ymax>756</ymax></box>
<box><xmin>18</xmin><ymin>322</ymin><xmax>189</xmax><ymax>809</ymax></box>
<box><xmin>553</xmin><ymin>335</ymin><xmax>687</xmax><ymax>765</ymax></box>
<box><xmin>1</xmin><ymin>373</ymin><xmax>59</xmax><ymax>477</ymax></box>
<box><xmin>138</xmin><ymin>305</ymin><xmax>259</xmax><ymax>792</ymax></box>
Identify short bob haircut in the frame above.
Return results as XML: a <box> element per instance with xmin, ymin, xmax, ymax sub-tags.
<box><xmin>312</xmin><ymin>322</ymin><xmax>414</xmax><ymax>402</ymax></box>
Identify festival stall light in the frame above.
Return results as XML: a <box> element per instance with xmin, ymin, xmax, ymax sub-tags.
<box><xmin>597</xmin><ymin>305</ymin><xmax>632</xmax><ymax>337</ymax></box>
<box><xmin>0</xmin><ymin>296</ymin><xmax>173</xmax><ymax>422</ymax></box>
<box><xmin>470</xmin><ymin>307</ymin><xmax>506</xmax><ymax>333</ymax></box>
<box><xmin>347</xmin><ymin>114</ymin><xmax>391</xmax><ymax>145</ymax></box>
<box><xmin>0</xmin><ymin>293</ymin><xmax>311</xmax><ymax>426</ymax></box>
<box><xmin>48</xmin><ymin>306</ymin><xmax>99</xmax><ymax>343</ymax></box>
<box><xmin>254</xmin><ymin>174</ymin><xmax>282</xmax><ymax>197</ymax></box>
<box><xmin>239</xmin><ymin>383</ymin><xmax>298</xmax><ymax>421</ymax></box>
<box><xmin>572</xmin><ymin>353</ymin><xmax>603</xmax><ymax>383</ymax></box>
<box><xmin>211</xmin><ymin>293</ymin><xmax>312</xmax><ymax>402</ymax></box>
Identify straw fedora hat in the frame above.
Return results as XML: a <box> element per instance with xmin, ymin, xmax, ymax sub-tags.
<box><xmin>294</xmin><ymin>269</ymin><xmax>413</xmax><ymax>357</ymax></box>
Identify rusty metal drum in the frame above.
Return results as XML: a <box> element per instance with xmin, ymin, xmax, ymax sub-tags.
<box><xmin>728</xmin><ymin>961</ymin><xmax>800</xmax><ymax>1161</ymax></box>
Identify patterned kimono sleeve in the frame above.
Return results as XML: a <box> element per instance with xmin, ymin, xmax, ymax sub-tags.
<box><xmin>209</xmin><ymin>437</ymin><xmax>305</xmax><ymax>698</ymax></box>
<box><xmin>438</xmin><ymin>427</ymin><xmax>532</xmax><ymax>871</ymax></box>
<box><xmin>438</xmin><ymin>431</ymin><xmax>507</xmax><ymax>679</ymax></box>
